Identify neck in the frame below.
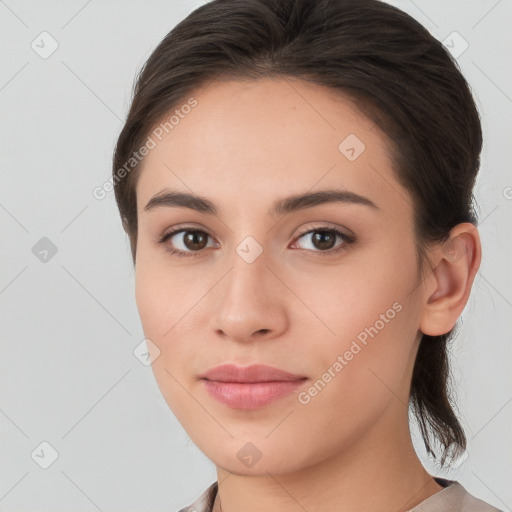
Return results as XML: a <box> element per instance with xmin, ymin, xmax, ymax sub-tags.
<box><xmin>212</xmin><ymin>401</ymin><xmax>443</xmax><ymax>512</ymax></box>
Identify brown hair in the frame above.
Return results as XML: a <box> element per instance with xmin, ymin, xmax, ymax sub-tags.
<box><xmin>112</xmin><ymin>0</ymin><xmax>482</xmax><ymax>467</ymax></box>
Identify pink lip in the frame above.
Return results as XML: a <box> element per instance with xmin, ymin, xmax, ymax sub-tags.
<box><xmin>200</xmin><ymin>364</ymin><xmax>308</xmax><ymax>409</ymax></box>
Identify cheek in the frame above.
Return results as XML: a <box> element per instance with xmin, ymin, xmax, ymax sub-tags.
<box><xmin>134</xmin><ymin>263</ymin><xmax>164</xmax><ymax>340</ymax></box>
<box><xmin>134</xmin><ymin>260</ymin><xmax>197</xmax><ymax>419</ymax></box>
<box><xmin>134</xmin><ymin>252</ymin><xmax>213</xmax><ymax>382</ymax></box>
<box><xmin>289</xmin><ymin>290</ymin><xmax>419</xmax><ymax>459</ymax></box>
<box><xmin>293</xmin><ymin>247</ymin><xmax>422</xmax><ymax>396</ymax></box>
<box><xmin>296</xmin><ymin>247</ymin><xmax>419</xmax><ymax>345</ymax></box>
<box><xmin>134</xmin><ymin>251</ymin><xmax>203</xmax><ymax>340</ymax></box>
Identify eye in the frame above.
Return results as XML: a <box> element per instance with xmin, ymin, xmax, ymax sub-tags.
<box><xmin>291</xmin><ymin>226</ymin><xmax>355</xmax><ymax>255</ymax></box>
<box><xmin>158</xmin><ymin>225</ymin><xmax>355</xmax><ymax>258</ymax></box>
<box><xmin>158</xmin><ymin>228</ymin><xmax>217</xmax><ymax>258</ymax></box>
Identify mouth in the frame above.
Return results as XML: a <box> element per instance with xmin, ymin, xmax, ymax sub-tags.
<box><xmin>199</xmin><ymin>363</ymin><xmax>308</xmax><ymax>409</ymax></box>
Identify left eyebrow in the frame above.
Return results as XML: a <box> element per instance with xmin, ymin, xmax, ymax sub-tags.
<box><xmin>269</xmin><ymin>188</ymin><xmax>379</xmax><ymax>217</ymax></box>
<box><xmin>143</xmin><ymin>188</ymin><xmax>379</xmax><ymax>216</ymax></box>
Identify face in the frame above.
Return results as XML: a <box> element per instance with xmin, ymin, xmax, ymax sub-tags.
<box><xmin>134</xmin><ymin>78</ymin><xmax>428</xmax><ymax>475</ymax></box>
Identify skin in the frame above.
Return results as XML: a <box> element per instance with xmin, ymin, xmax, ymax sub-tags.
<box><xmin>134</xmin><ymin>77</ymin><xmax>481</xmax><ymax>512</ymax></box>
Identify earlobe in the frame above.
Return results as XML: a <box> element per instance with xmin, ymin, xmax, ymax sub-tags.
<box><xmin>419</xmin><ymin>223</ymin><xmax>481</xmax><ymax>336</ymax></box>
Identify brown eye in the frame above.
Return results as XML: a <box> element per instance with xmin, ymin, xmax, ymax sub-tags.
<box><xmin>310</xmin><ymin>230</ymin><xmax>338</xmax><ymax>250</ymax></box>
<box><xmin>180</xmin><ymin>230</ymin><xmax>209</xmax><ymax>251</ymax></box>
<box><xmin>160</xmin><ymin>228</ymin><xmax>216</xmax><ymax>257</ymax></box>
<box><xmin>293</xmin><ymin>227</ymin><xmax>354</xmax><ymax>255</ymax></box>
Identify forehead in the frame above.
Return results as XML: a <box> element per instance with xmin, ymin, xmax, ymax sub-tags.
<box><xmin>135</xmin><ymin>77</ymin><xmax>407</xmax><ymax>216</ymax></box>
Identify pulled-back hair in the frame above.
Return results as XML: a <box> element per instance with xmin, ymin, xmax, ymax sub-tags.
<box><xmin>112</xmin><ymin>0</ymin><xmax>482</xmax><ymax>467</ymax></box>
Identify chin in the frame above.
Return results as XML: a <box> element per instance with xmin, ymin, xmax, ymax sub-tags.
<box><xmin>193</xmin><ymin>434</ymin><xmax>321</xmax><ymax>477</ymax></box>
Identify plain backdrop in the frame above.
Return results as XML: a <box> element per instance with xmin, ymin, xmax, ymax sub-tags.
<box><xmin>1</xmin><ymin>0</ymin><xmax>511</xmax><ymax>511</ymax></box>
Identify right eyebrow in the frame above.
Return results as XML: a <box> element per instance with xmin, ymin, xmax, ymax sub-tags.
<box><xmin>145</xmin><ymin>190</ymin><xmax>216</xmax><ymax>215</ymax></box>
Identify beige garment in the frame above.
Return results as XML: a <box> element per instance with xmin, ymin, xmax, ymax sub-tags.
<box><xmin>177</xmin><ymin>477</ymin><xmax>504</xmax><ymax>512</ymax></box>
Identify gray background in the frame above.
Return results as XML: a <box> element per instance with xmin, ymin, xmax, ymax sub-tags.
<box><xmin>1</xmin><ymin>0</ymin><xmax>511</xmax><ymax>511</ymax></box>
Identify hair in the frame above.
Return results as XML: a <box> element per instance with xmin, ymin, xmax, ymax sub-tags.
<box><xmin>112</xmin><ymin>0</ymin><xmax>482</xmax><ymax>467</ymax></box>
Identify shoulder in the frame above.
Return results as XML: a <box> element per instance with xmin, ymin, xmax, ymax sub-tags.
<box><xmin>448</xmin><ymin>481</ymin><xmax>504</xmax><ymax>512</ymax></box>
<box><xmin>409</xmin><ymin>478</ymin><xmax>504</xmax><ymax>512</ymax></box>
<box><xmin>177</xmin><ymin>482</ymin><xmax>218</xmax><ymax>512</ymax></box>
<box><xmin>175</xmin><ymin>479</ymin><xmax>504</xmax><ymax>512</ymax></box>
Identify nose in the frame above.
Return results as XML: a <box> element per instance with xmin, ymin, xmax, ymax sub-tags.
<box><xmin>210</xmin><ymin>248</ymin><xmax>289</xmax><ymax>344</ymax></box>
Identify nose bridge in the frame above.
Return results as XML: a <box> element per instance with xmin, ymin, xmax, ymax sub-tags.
<box><xmin>210</xmin><ymin>237</ymin><xmax>287</xmax><ymax>341</ymax></box>
<box><xmin>224</xmin><ymin>240</ymin><xmax>272</xmax><ymax>310</ymax></box>
<box><xmin>223</xmin><ymin>219</ymin><xmax>273</xmax><ymax>296</ymax></box>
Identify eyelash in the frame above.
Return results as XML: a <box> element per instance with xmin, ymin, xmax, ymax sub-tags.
<box><xmin>158</xmin><ymin>225</ymin><xmax>356</xmax><ymax>259</ymax></box>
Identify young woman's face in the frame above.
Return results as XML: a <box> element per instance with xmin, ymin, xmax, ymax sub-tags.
<box><xmin>134</xmin><ymin>78</ymin><xmax>429</xmax><ymax>475</ymax></box>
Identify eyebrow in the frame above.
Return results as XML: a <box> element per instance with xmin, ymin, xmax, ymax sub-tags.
<box><xmin>144</xmin><ymin>188</ymin><xmax>379</xmax><ymax>217</ymax></box>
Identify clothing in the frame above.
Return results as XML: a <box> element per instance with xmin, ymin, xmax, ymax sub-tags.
<box><xmin>177</xmin><ymin>477</ymin><xmax>503</xmax><ymax>512</ymax></box>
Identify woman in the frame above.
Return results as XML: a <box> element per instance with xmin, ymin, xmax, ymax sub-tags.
<box><xmin>112</xmin><ymin>0</ymin><xmax>502</xmax><ymax>510</ymax></box>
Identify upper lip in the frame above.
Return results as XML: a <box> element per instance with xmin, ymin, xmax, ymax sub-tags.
<box><xmin>200</xmin><ymin>364</ymin><xmax>307</xmax><ymax>383</ymax></box>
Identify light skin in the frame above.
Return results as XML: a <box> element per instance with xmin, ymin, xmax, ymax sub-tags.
<box><xmin>133</xmin><ymin>77</ymin><xmax>481</xmax><ymax>512</ymax></box>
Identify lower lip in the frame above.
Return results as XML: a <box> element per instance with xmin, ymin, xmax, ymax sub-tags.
<box><xmin>201</xmin><ymin>379</ymin><xmax>307</xmax><ymax>409</ymax></box>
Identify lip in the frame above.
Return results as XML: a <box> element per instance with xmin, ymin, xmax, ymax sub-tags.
<box><xmin>200</xmin><ymin>363</ymin><xmax>306</xmax><ymax>383</ymax></box>
<box><xmin>200</xmin><ymin>364</ymin><xmax>308</xmax><ymax>409</ymax></box>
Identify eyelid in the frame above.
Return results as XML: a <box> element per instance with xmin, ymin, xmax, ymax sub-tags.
<box><xmin>293</xmin><ymin>221</ymin><xmax>355</xmax><ymax>240</ymax></box>
<box><xmin>160</xmin><ymin>222</ymin><xmax>210</xmax><ymax>236</ymax></box>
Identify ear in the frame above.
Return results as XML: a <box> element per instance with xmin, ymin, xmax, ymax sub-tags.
<box><xmin>419</xmin><ymin>223</ymin><xmax>481</xmax><ymax>336</ymax></box>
